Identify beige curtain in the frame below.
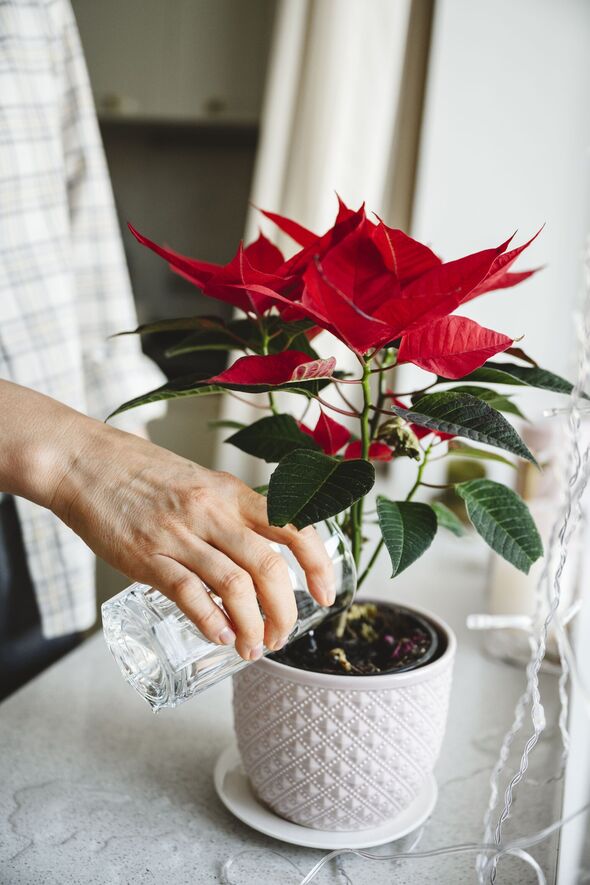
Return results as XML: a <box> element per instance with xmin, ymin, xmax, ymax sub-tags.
<box><xmin>216</xmin><ymin>0</ymin><xmax>434</xmax><ymax>481</ymax></box>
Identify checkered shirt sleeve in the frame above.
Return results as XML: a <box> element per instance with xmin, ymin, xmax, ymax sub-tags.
<box><xmin>0</xmin><ymin>0</ymin><xmax>167</xmax><ymax>637</ymax></box>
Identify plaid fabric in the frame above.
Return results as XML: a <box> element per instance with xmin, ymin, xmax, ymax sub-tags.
<box><xmin>0</xmin><ymin>0</ymin><xmax>166</xmax><ymax>637</ymax></box>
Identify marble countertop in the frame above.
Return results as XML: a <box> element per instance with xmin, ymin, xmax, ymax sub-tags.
<box><xmin>0</xmin><ymin>535</ymin><xmax>565</xmax><ymax>885</ymax></box>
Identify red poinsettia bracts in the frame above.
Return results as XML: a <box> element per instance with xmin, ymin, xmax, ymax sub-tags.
<box><xmin>397</xmin><ymin>315</ymin><xmax>513</xmax><ymax>379</ymax></box>
<box><xmin>343</xmin><ymin>440</ymin><xmax>393</xmax><ymax>461</ymax></box>
<box><xmin>129</xmin><ymin>197</ymin><xmax>537</xmax><ymax>379</ymax></box>
<box><xmin>207</xmin><ymin>351</ymin><xmax>336</xmax><ymax>387</ymax></box>
<box><xmin>128</xmin><ymin>224</ymin><xmax>301</xmax><ymax>316</ymax></box>
<box><xmin>300</xmin><ymin>411</ymin><xmax>393</xmax><ymax>461</ymax></box>
<box><xmin>300</xmin><ymin>411</ymin><xmax>351</xmax><ymax>455</ymax></box>
<box><xmin>113</xmin><ymin>192</ymin><xmax>559</xmax><ymax>595</ymax></box>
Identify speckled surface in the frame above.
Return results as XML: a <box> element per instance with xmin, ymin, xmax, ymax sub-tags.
<box><xmin>0</xmin><ymin>535</ymin><xmax>563</xmax><ymax>884</ymax></box>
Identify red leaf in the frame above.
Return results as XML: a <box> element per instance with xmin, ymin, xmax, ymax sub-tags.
<box><xmin>372</xmin><ymin>220</ymin><xmax>441</xmax><ymax>283</ymax></box>
<box><xmin>204</xmin><ymin>243</ymin><xmax>300</xmax><ymax>315</ymax></box>
<box><xmin>128</xmin><ymin>225</ymin><xmax>263</xmax><ymax>313</ymax></box>
<box><xmin>278</xmin><ymin>199</ymin><xmax>367</xmax><ymax>278</ymax></box>
<box><xmin>208</xmin><ymin>351</ymin><xmax>336</xmax><ymax>387</ymax></box>
<box><xmin>319</xmin><ymin>218</ymin><xmax>399</xmax><ymax>313</ymax></box>
<box><xmin>463</xmin><ymin>229</ymin><xmax>542</xmax><ymax>302</ymax></box>
<box><xmin>302</xmin><ymin>260</ymin><xmax>394</xmax><ymax>354</ymax></box>
<box><xmin>218</xmin><ymin>277</ymin><xmax>332</xmax><ymax>330</ymax></box>
<box><xmin>258</xmin><ymin>208</ymin><xmax>318</xmax><ymax>247</ymax></box>
<box><xmin>474</xmin><ymin>269</ymin><xmax>537</xmax><ymax>294</ymax></box>
<box><xmin>374</xmin><ymin>238</ymin><xmax>513</xmax><ymax>337</ymax></box>
<box><xmin>128</xmin><ymin>224</ymin><xmax>220</xmax><ymax>286</ymax></box>
<box><xmin>397</xmin><ymin>316</ymin><xmax>513</xmax><ymax>378</ymax></box>
<box><xmin>343</xmin><ymin>440</ymin><xmax>393</xmax><ymax>461</ymax></box>
<box><xmin>310</xmin><ymin>411</ymin><xmax>351</xmax><ymax>455</ymax></box>
<box><xmin>244</xmin><ymin>232</ymin><xmax>284</xmax><ymax>272</ymax></box>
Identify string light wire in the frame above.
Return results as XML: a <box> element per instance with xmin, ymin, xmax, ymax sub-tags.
<box><xmin>220</xmin><ymin>800</ymin><xmax>590</xmax><ymax>885</ymax></box>
<box><xmin>480</xmin><ymin>244</ymin><xmax>590</xmax><ymax>883</ymax></box>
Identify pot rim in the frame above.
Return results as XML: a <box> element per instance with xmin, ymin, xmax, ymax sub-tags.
<box><xmin>254</xmin><ymin>600</ymin><xmax>456</xmax><ymax>690</ymax></box>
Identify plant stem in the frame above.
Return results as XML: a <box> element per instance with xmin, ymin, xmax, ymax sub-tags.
<box><xmin>227</xmin><ymin>391</ymin><xmax>270</xmax><ymax>410</ymax></box>
<box><xmin>313</xmin><ymin>394</ymin><xmax>359</xmax><ymax>418</ymax></box>
<box><xmin>369</xmin><ymin>350</ymin><xmax>396</xmax><ymax>438</ymax></box>
<box><xmin>268</xmin><ymin>390</ymin><xmax>278</xmax><ymax>415</ymax></box>
<box><xmin>335</xmin><ymin>360</ymin><xmax>373</xmax><ymax>638</ymax></box>
<box><xmin>357</xmin><ymin>440</ymin><xmax>434</xmax><ymax>590</ymax></box>
<box><xmin>351</xmin><ymin>360</ymin><xmax>372</xmax><ymax>568</ymax></box>
<box><xmin>334</xmin><ymin>383</ymin><xmax>358</xmax><ymax>412</ymax></box>
<box><xmin>388</xmin><ymin>381</ymin><xmax>437</xmax><ymax>399</ymax></box>
<box><xmin>405</xmin><ymin>440</ymin><xmax>433</xmax><ymax>502</ymax></box>
<box><xmin>259</xmin><ymin>321</ymin><xmax>279</xmax><ymax>415</ymax></box>
<box><xmin>357</xmin><ymin>537</ymin><xmax>383</xmax><ymax>588</ymax></box>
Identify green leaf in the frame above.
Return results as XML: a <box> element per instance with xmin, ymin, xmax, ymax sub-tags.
<box><xmin>276</xmin><ymin>331</ymin><xmax>319</xmax><ymax>359</ymax></box>
<box><xmin>253</xmin><ymin>484</ymin><xmax>268</xmax><ymax>496</ymax></box>
<box><xmin>208</xmin><ymin>419</ymin><xmax>247</xmax><ymax>431</ymax></box>
<box><xmin>268</xmin><ymin>451</ymin><xmax>375</xmax><ymax>529</ymax></box>
<box><xmin>448</xmin><ymin>361</ymin><xmax>583</xmax><ymax>397</ymax></box>
<box><xmin>226</xmin><ymin>414</ymin><xmax>320</xmax><ymax>463</ymax></box>
<box><xmin>440</xmin><ymin>385</ymin><xmax>525</xmax><ymax>419</ymax></box>
<box><xmin>390</xmin><ymin>391</ymin><xmax>536</xmax><ymax>465</ymax></box>
<box><xmin>505</xmin><ymin>346</ymin><xmax>538</xmax><ymax>367</ymax></box>
<box><xmin>376</xmin><ymin>497</ymin><xmax>438</xmax><ymax>577</ymax></box>
<box><xmin>268</xmin><ymin>320</ymin><xmax>319</xmax><ymax>357</ymax></box>
<box><xmin>446</xmin><ymin>441</ymin><xmax>517</xmax><ymax>469</ymax></box>
<box><xmin>456</xmin><ymin>478</ymin><xmax>543</xmax><ymax>573</ymax></box>
<box><xmin>107</xmin><ymin>382</ymin><xmax>224</xmax><ymax>418</ymax></box>
<box><xmin>108</xmin><ymin>374</ymin><xmax>335</xmax><ymax>420</ymax></box>
<box><xmin>430</xmin><ymin>501</ymin><xmax>466</xmax><ymax>537</ymax></box>
<box><xmin>113</xmin><ymin>315</ymin><xmax>232</xmax><ymax>337</ymax></box>
<box><xmin>165</xmin><ymin>319</ymin><xmax>260</xmax><ymax>356</ymax></box>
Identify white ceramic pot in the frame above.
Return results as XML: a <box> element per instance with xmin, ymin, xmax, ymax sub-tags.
<box><xmin>233</xmin><ymin>602</ymin><xmax>456</xmax><ymax>832</ymax></box>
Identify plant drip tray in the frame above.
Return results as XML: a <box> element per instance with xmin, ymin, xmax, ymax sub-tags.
<box><xmin>214</xmin><ymin>743</ymin><xmax>438</xmax><ymax>849</ymax></box>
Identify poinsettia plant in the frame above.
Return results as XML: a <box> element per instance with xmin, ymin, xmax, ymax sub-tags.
<box><xmin>112</xmin><ymin>198</ymin><xmax>579</xmax><ymax>586</ymax></box>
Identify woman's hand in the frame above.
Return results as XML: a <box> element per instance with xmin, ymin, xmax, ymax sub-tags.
<box><xmin>43</xmin><ymin>405</ymin><xmax>334</xmax><ymax>661</ymax></box>
<box><xmin>0</xmin><ymin>381</ymin><xmax>335</xmax><ymax>660</ymax></box>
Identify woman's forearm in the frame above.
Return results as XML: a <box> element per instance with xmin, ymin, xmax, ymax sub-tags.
<box><xmin>0</xmin><ymin>379</ymin><xmax>94</xmax><ymax>508</ymax></box>
<box><xmin>0</xmin><ymin>379</ymin><xmax>334</xmax><ymax>659</ymax></box>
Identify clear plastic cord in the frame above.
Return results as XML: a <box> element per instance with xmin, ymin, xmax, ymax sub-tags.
<box><xmin>220</xmin><ymin>801</ymin><xmax>590</xmax><ymax>884</ymax></box>
<box><xmin>480</xmin><ymin>242</ymin><xmax>590</xmax><ymax>884</ymax></box>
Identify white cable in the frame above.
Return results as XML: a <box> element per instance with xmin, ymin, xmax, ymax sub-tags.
<box><xmin>219</xmin><ymin>801</ymin><xmax>590</xmax><ymax>885</ymax></box>
<box><xmin>480</xmin><ymin>241</ymin><xmax>590</xmax><ymax>884</ymax></box>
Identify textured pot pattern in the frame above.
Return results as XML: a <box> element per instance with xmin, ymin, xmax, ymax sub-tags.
<box><xmin>233</xmin><ymin>606</ymin><xmax>455</xmax><ymax>832</ymax></box>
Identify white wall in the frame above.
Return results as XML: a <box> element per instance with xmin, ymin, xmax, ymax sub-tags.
<box><xmin>412</xmin><ymin>0</ymin><xmax>590</xmax><ymax>386</ymax></box>
<box><xmin>409</xmin><ymin>1</ymin><xmax>590</xmax><ymax>870</ymax></box>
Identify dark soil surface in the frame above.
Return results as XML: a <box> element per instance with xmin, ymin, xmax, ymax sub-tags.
<box><xmin>270</xmin><ymin>601</ymin><xmax>441</xmax><ymax>676</ymax></box>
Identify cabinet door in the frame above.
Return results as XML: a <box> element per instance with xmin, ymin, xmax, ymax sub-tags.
<box><xmin>72</xmin><ymin>0</ymin><xmax>275</xmax><ymax>123</ymax></box>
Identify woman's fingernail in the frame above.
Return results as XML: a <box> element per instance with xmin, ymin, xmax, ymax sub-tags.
<box><xmin>249</xmin><ymin>643</ymin><xmax>264</xmax><ymax>661</ymax></box>
<box><xmin>218</xmin><ymin>626</ymin><xmax>237</xmax><ymax>646</ymax></box>
<box><xmin>324</xmin><ymin>587</ymin><xmax>336</xmax><ymax>606</ymax></box>
<box><xmin>274</xmin><ymin>634</ymin><xmax>290</xmax><ymax>650</ymax></box>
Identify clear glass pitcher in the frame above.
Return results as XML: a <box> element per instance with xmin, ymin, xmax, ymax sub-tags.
<box><xmin>101</xmin><ymin>520</ymin><xmax>356</xmax><ymax>711</ymax></box>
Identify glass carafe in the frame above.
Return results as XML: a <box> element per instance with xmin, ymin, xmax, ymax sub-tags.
<box><xmin>101</xmin><ymin>520</ymin><xmax>355</xmax><ymax>711</ymax></box>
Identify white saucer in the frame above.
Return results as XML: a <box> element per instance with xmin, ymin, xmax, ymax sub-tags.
<box><xmin>214</xmin><ymin>743</ymin><xmax>438</xmax><ymax>850</ymax></box>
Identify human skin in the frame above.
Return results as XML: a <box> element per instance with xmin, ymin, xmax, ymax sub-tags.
<box><xmin>0</xmin><ymin>380</ymin><xmax>335</xmax><ymax>661</ymax></box>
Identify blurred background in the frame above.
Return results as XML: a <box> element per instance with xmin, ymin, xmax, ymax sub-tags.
<box><xmin>73</xmin><ymin>0</ymin><xmax>590</xmax><ymax>583</ymax></box>
<box><xmin>72</xmin><ymin>2</ymin><xmax>590</xmax><ymax>872</ymax></box>
<box><xmin>72</xmin><ymin>0</ymin><xmax>590</xmax><ymax>453</ymax></box>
